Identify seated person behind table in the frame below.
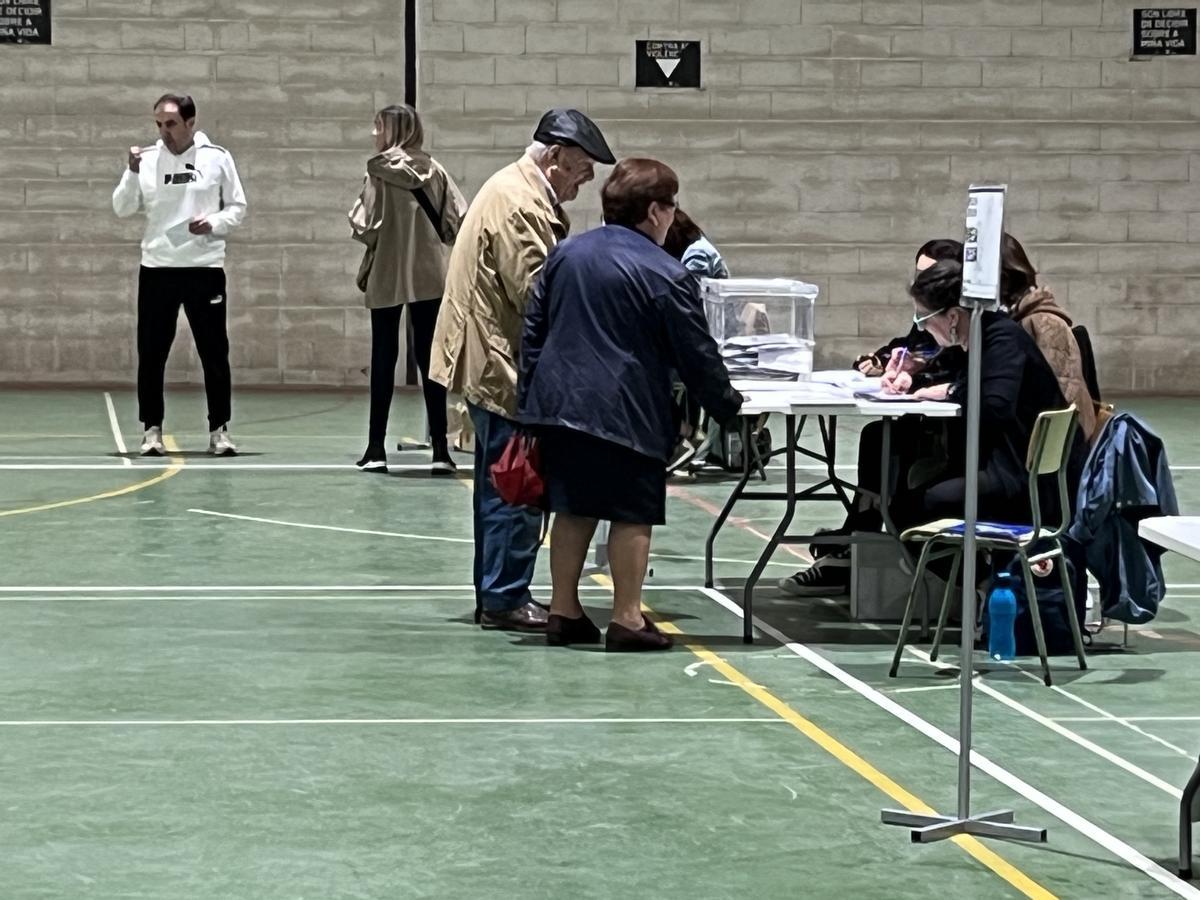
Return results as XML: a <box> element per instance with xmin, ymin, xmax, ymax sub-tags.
<box><xmin>998</xmin><ymin>232</ymin><xmax>1099</xmax><ymax>443</ymax></box>
<box><xmin>663</xmin><ymin>207</ymin><xmax>730</xmax><ymax>278</ymax></box>
<box><xmin>884</xmin><ymin>259</ymin><xmax>1086</xmax><ymax>528</ymax></box>
<box><xmin>663</xmin><ymin>208</ymin><xmax>729</xmax><ymax>455</ymax></box>
<box><xmin>779</xmin><ymin>239</ymin><xmax>962</xmax><ymax>597</ymax></box>
<box><xmin>779</xmin><ymin>257</ymin><xmax>1087</xmax><ymax>597</ymax></box>
<box><xmin>854</xmin><ymin>239</ymin><xmax>963</xmax><ymax>380</ymax></box>
<box><xmin>518</xmin><ymin>159</ymin><xmax>743</xmax><ymax>652</ymax></box>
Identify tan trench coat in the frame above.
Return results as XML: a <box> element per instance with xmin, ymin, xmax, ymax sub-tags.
<box><xmin>429</xmin><ymin>155</ymin><xmax>569</xmax><ymax>418</ymax></box>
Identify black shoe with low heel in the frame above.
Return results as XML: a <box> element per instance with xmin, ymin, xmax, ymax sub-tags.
<box><xmin>546</xmin><ymin>613</ymin><xmax>602</xmax><ymax>646</ymax></box>
<box><xmin>605</xmin><ymin>616</ymin><xmax>673</xmax><ymax>652</ymax></box>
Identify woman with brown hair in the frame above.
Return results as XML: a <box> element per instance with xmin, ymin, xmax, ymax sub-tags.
<box><xmin>518</xmin><ymin>158</ymin><xmax>742</xmax><ymax>651</ymax></box>
<box><xmin>349</xmin><ymin>104</ymin><xmax>467</xmax><ymax>474</ymax></box>
<box><xmin>999</xmin><ymin>233</ymin><xmax>1098</xmax><ymax>442</ymax></box>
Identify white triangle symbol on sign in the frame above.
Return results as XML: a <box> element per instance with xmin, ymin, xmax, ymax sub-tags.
<box><xmin>656</xmin><ymin>58</ymin><xmax>681</xmax><ymax>79</ymax></box>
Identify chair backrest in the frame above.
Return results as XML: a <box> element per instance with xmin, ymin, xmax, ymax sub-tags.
<box><xmin>1024</xmin><ymin>404</ymin><xmax>1079</xmax><ymax>538</ymax></box>
<box><xmin>1072</xmin><ymin>324</ymin><xmax>1102</xmax><ymax>402</ymax></box>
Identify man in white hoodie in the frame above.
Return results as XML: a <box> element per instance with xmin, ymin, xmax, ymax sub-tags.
<box><xmin>112</xmin><ymin>93</ymin><xmax>247</xmax><ymax>456</ymax></box>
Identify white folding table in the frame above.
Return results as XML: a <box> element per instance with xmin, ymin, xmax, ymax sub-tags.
<box><xmin>1139</xmin><ymin>516</ymin><xmax>1200</xmax><ymax>878</ymax></box>
<box><xmin>705</xmin><ymin>381</ymin><xmax>959</xmax><ymax>643</ymax></box>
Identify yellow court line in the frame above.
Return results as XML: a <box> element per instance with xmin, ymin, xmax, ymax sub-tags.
<box><xmin>454</xmin><ymin>471</ymin><xmax>1052</xmax><ymax>895</ymax></box>
<box><xmin>0</xmin><ymin>437</ymin><xmax>185</xmax><ymax>519</ymax></box>
<box><xmin>585</xmin><ymin>573</ymin><xmax>1055</xmax><ymax>900</ymax></box>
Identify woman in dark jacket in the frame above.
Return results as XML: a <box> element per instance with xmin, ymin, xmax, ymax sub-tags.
<box><xmin>518</xmin><ymin>158</ymin><xmax>742</xmax><ymax>652</ymax></box>
<box><xmin>893</xmin><ymin>259</ymin><xmax>1085</xmax><ymax>526</ymax></box>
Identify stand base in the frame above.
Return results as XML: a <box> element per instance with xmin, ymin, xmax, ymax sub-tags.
<box><xmin>881</xmin><ymin>808</ymin><xmax>1047</xmax><ymax>844</ymax></box>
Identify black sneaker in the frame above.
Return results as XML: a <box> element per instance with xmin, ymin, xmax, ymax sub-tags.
<box><xmin>356</xmin><ymin>444</ymin><xmax>388</xmax><ymax>473</ymax></box>
<box><xmin>431</xmin><ymin>445</ymin><xmax>457</xmax><ymax>477</ymax></box>
<box><xmin>777</xmin><ymin>553</ymin><xmax>851</xmax><ymax>597</ymax></box>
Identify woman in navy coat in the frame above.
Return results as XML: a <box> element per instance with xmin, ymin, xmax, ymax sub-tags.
<box><xmin>518</xmin><ymin>158</ymin><xmax>742</xmax><ymax>652</ymax></box>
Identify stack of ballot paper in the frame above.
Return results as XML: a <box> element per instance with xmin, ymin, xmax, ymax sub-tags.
<box><xmin>720</xmin><ymin>334</ymin><xmax>814</xmax><ymax>380</ymax></box>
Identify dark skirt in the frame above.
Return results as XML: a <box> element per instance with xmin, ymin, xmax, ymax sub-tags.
<box><xmin>540</xmin><ymin>426</ymin><xmax>666</xmax><ymax>525</ymax></box>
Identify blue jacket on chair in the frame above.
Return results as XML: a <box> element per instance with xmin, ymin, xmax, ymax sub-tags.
<box><xmin>1067</xmin><ymin>412</ymin><xmax>1179</xmax><ymax>624</ymax></box>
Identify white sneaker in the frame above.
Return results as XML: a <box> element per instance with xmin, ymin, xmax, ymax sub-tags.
<box><xmin>208</xmin><ymin>426</ymin><xmax>238</xmax><ymax>457</ymax></box>
<box><xmin>140</xmin><ymin>426</ymin><xmax>165</xmax><ymax>456</ymax></box>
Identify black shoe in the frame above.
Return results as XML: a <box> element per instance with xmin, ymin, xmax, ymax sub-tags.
<box><xmin>605</xmin><ymin>615</ymin><xmax>673</xmax><ymax>652</ymax></box>
<box><xmin>546</xmin><ymin>613</ymin><xmax>602</xmax><ymax>646</ymax></box>
<box><xmin>356</xmin><ymin>445</ymin><xmax>388</xmax><ymax>473</ymax></box>
<box><xmin>431</xmin><ymin>454</ymin><xmax>457</xmax><ymax>477</ymax></box>
<box><xmin>480</xmin><ymin>601</ymin><xmax>549</xmax><ymax>632</ymax></box>
<box><xmin>777</xmin><ymin>553</ymin><xmax>850</xmax><ymax>597</ymax></box>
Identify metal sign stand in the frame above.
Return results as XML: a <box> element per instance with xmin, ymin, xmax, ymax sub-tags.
<box><xmin>882</xmin><ymin>186</ymin><xmax>1048</xmax><ymax>846</ymax></box>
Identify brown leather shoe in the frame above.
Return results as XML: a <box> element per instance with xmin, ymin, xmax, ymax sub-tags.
<box><xmin>480</xmin><ymin>601</ymin><xmax>549</xmax><ymax>632</ymax></box>
<box><xmin>546</xmin><ymin>613</ymin><xmax>602</xmax><ymax>646</ymax></box>
<box><xmin>605</xmin><ymin>615</ymin><xmax>673</xmax><ymax>652</ymax></box>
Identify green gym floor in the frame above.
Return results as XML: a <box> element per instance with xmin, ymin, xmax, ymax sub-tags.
<box><xmin>2</xmin><ymin>387</ymin><xmax>1199</xmax><ymax>899</ymax></box>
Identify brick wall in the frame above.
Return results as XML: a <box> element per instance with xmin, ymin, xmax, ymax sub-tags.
<box><xmin>3</xmin><ymin>0</ymin><xmax>1200</xmax><ymax>393</ymax></box>
<box><xmin>420</xmin><ymin>0</ymin><xmax>1200</xmax><ymax>394</ymax></box>
<box><xmin>1</xmin><ymin>0</ymin><xmax>404</xmax><ymax>387</ymax></box>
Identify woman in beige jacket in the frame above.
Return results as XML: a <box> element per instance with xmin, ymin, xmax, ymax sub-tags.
<box><xmin>1001</xmin><ymin>234</ymin><xmax>1098</xmax><ymax>443</ymax></box>
<box><xmin>349</xmin><ymin>105</ymin><xmax>466</xmax><ymax>474</ymax></box>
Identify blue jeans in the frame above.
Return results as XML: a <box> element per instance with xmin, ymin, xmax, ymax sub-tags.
<box><xmin>468</xmin><ymin>403</ymin><xmax>542</xmax><ymax>613</ymax></box>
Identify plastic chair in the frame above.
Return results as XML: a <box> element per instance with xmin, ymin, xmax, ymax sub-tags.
<box><xmin>888</xmin><ymin>405</ymin><xmax>1088</xmax><ymax>686</ymax></box>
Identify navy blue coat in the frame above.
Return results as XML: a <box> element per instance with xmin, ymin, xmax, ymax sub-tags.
<box><xmin>518</xmin><ymin>224</ymin><xmax>741</xmax><ymax>461</ymax></box>
<box><xmin>1068</xmin><ymin>413</ymin><xmax>1179</xmax><ymax>624</ymax></box>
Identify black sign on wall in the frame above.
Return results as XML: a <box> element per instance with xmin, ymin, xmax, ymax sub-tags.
<box><xmin>0</xmin><ymin>0</ymin><xmax>51</xmax><ymax>44</ymax></box>
<box><xmin>1133</xmin><ymin>8</ymin><xmax>1196</xmax><ymax>55</ymax></box>
<box><xmin>635</xmin><ymin>40</ymin><xmax>701</xmax><ymax>88</ymax></box>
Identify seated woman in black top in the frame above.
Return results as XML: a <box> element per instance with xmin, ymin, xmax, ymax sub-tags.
<box><xmin>889</xmin><ymin>259</ymin><xmax>1085</xmax><ymax>528</ymax></box>
<box><xmin>779</xmin><ymin>240</ymin><xmax>964</xmax><ymax>597</ymax></box>
<box><xmin>518</xmin><ymin>158</ymin><xmax>742</xmax><ymax>652</ymax></box>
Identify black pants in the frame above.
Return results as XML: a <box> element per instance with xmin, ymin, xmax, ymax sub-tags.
<box><xmin>368</xmin><ymin>299</ymin><xmax>447</xmax><ymax>450</ymax></box>
<box><xmin>137</xmin><ymin>266</ymin><xmax>231</xmax><ymax>431</ymax></box>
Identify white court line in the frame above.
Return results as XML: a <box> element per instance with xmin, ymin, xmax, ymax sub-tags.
<box><xmin>699</xmin><ymin>586</ymin><xmax>1200</xmax><ymax>899</ymax></box>
<box><xmin>0</xmin><ymin>716</ymin><xmax>787</xmax><ymax>727</ymax></box>
<box><xmin>652</xmin><ymin>552</ymin><xmax>792</xmax><ymax>569</ymax></box>
<box><xmin>103</xmin><ymin>392</ymin><xmax>131</xmax><ymax>467</ymax></box>
<box><xmin>1054</xmin><ymin>716</ymin><xmax>1200</xmax><ymax>724</ymax></box>
<box><xmin>904</xmin><ymin>646</ymin><xmax>1186</xmax><ymax>796</ymax></box>
<box><xmin>188</xmin><ymin>508</ymin><xmax>473</xmax><ymax>545</ymax></box>
<box><xmin>1007</xmin><ymin>664</ymin><xmax>1190</xmax><ymax>757</ymax></box>
<box><xmin>0</xmin><ymin>463</ymin><xmax>436</xmax><ymax>470</ymax></box>
<box><xmin>0</xmin><ymin>584</ymin><xmax>700</xmax><ymax>593</ymax></box>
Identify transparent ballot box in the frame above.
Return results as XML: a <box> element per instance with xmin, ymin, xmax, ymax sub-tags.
<box><xmin>700</xmin><ymin>277</ymin><xmax>819</xmax><ymax>381</ymax></box>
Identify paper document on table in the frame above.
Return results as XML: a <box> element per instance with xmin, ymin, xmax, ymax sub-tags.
<box><xmin>853</xmin><ymin>387</ymin><xmax>927</xmax><ymax>402</ymax></box>
<box><xmin>723</xmin><ymin>333</ymin><xmax>799</xmax><ymax>348</ymax></box>
<box><xmin>811</xmin><ymin>370</ymin><xmax>871</xmax><ymax>388</ymax></box>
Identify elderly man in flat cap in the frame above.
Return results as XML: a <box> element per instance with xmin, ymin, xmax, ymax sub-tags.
<box><xmin>431</xmin><ymin>108</ymin><xmax>615</xmax><ymax>632</ymax></box>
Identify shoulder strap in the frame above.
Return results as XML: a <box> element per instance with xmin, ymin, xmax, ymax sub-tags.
<box><xmin>410</xmin><ymin>185</ymin><xmax>443</xmax><ymax>238</ymax></box>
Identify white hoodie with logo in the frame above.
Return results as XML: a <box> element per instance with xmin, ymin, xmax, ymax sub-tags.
<box><xmin>112</xmin><ymin>130</ymin><xmax>247</xmax><ymax>268</ymax></box>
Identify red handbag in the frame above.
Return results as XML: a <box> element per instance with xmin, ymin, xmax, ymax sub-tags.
<box><xmin>489</xmin><ymin>433</ymin><xmax>546</xmax><ymax>508</ymax></box>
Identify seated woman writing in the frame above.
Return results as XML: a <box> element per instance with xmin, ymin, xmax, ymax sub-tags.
<box><xmin>780</xmin><ymin>258</ymin><xmax>1086</xmax><ymax>597</ymax></box>
<box><xmin>878</xmin><ymin>259</ymin><xmax>1086</xmax><ymax>528</ymax></box>
<box><xmin>779</xmin><ymin>240</ymin><xmax>962</xmax><ymax>597</ymax></box>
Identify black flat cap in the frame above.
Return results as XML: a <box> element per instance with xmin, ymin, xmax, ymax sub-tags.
<box><xmin>533</xmin><ymin>108</ymin><xmax>615</xmax><ymax>165</ymax></box>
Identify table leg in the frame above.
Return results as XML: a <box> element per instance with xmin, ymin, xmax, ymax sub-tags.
<box><xmin>705</xmin><ymin>416</ymin><xmax>754</xmax><ymax>588</ymax></box>
<box><xmin>1180</xmin><ymin>756</ymin><xmax>1200</xmax><ymax>878</ymax></box>
<box><xmin>821</xmin><ymin>415</ymin><xmax>854</xmax><ymax>511</ymax></box>
<box><xmin>743</xmin><ymin>413</ymin><xmax>797</xmax><ymax>644</ymax></box>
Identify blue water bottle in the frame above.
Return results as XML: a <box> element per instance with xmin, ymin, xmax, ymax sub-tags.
<box><xmin>987</xmin><ymin>572</ymin><xmax>1018</xmax><ymax>661</ymax></box>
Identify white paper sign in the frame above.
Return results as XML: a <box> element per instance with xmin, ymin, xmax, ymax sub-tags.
<box><xmin>961</xmin><ymin>184</ymin><xmax>1006</xmax><ymax>306</ymax></box>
